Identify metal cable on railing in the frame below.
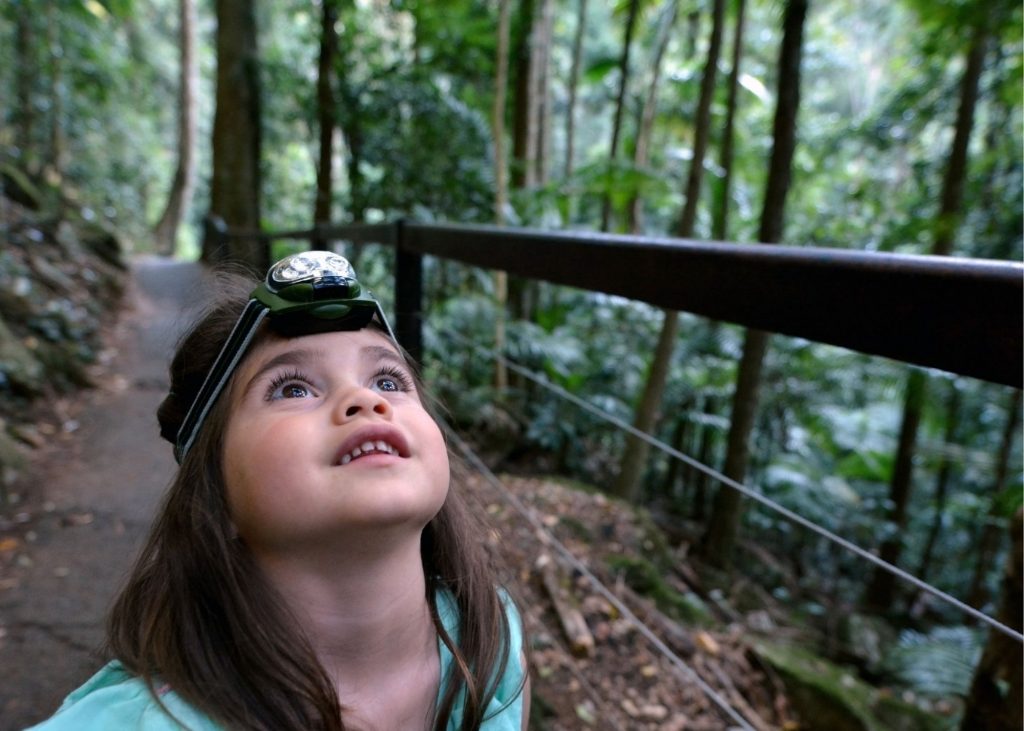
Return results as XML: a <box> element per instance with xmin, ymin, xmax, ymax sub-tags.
<box><xmin>446</xmin><ymin>430</ymin><xmax>757</xmax><ymax>731</ymax></box>
<box><xmin>439</xmin><ymin>329</ymin><xmax>1024</xmax><ymax>644</ymax></box>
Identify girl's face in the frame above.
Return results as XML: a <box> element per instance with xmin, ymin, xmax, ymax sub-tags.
<box><xmin>221</xmin><ymin>328</ymin><xmax>450</xmax><ymax>556</ymax></box>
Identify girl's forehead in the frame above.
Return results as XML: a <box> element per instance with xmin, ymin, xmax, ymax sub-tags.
<box><xmin>246</xmin><ymin>328</ymin><xmax>401</xmax><ymax>367</ymax></box>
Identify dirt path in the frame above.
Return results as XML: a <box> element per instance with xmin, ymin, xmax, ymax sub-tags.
<box><xmin>0</xmin><ymin>257</ymin><xmax>207</xmax><ymax>731</ymax></box>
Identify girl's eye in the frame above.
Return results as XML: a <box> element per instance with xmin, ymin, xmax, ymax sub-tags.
<box><xmin>373</xmin><ymin>367</ymin><xmax>413</xmax><ymax>393</ymax></box>
<box><xmin>265</xmin><ymin>371</ymin><xmax>316</xmax><ymax>401</ymax></box>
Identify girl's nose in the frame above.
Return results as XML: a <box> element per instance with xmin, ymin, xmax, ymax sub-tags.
<box><xmin>334</xmin><ymin>387</ymin><xmax>392</xmax><ymax>422</ymax></box>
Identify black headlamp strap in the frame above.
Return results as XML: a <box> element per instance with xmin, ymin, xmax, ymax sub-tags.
<box><xmin>174</xmin><ymin>299</ymin><xmax>269</xmax><ymax>463</ymax></box>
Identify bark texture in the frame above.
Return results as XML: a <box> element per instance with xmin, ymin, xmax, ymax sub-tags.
<box><xmin>700</xmin><ymin>0</ymin><xmax>808</xmax><ymax>567</ymax></box>
<box><xmin>599</xmin><ymin>0</ymin><xmax>640</xmax><ymax>232</ymax></box>
<box><xmin>312</xmin><ymin>0</ymin><xmax>339</xmax><ymax>248</ymax></box>
<box><xmin>152</xmin><ymin>0</ymin><xmax>198</xmax><ymax>256</ymax></box>
<box><xmin>207</xmin><ymin>0</ymin><xmax>265</xmax><ymax>272</ymax></box>
<box><xmin>863</xmin><ymin>19</ymin><xmax>988</xmax><ymax>609</ymax></box>
<box><xmin>959</xmin><ymin>507</ymin><xmax>1023</xmax><ymax>731</ymax></box>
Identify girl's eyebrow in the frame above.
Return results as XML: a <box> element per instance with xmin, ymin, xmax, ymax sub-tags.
<box><xmin>241</xmin><ymin>347</ymin><xmax>324</xmax><ymax>396</ymax></box>
<box><xmin>361</xmin><ymin>344</ymin><xmax>407</xmax><ymax>368</ymax></box>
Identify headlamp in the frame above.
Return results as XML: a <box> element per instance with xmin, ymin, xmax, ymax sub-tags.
<box><xmin>173</xmin><ymin>251</ymin><xmax>396</xmax><ymax>463</ymax></box>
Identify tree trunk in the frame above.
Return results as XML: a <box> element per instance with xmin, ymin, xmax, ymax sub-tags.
<box><xmin>934</xmin><ymin>19</ymin><xmax>989</xmax><ymax>256</ymax></box>
<box><xmin>14</xmin><ymin>7</ymin><xmax>38</xmax><ymax>174</ymax></box>
<box><xmin>563</xmin><ymin>0</ymin><xmax>587</xmax><ymax>180</ymax></box>
<box><xmin>312</xmin><ymin>0</ymin><xmax>339</xmax><ymax>249</ymax></box>
<box><xmin>966</xmin><ymin>389</ymin><xmax>1022</xmax><ymax>611</ymax></box>
<box><xmin>532</xmin><ymin>0</ymin><xmax>554</xmax><ymax>185</ymax></box>
<box><xmin>599</xmin><ymin>0</ymin><xmax>640</xmax><ymax>232</ymax></box>
<box><xmin>612</xmin><ymin>0</ymin><xmax>726</xmax><ymax>503</ymax></box>
<box><xmin>610</xmin><ymin>310</ymin><xmax>680</xmax><ymax>501</ymax></box>
<box><xmin>46</xmin><ymin>0</ymin><xmax>65</xmax><ymax>183</ymax></box>
<box><xmin>712</xmin><ymin>0</ymin><xmax>747</xmax><ymax>242</ymax></box>
<box><xmin>690</xmin><ymin>394</ymin><xmax>719</xmax><ymax>521</ymax></box>
<box><xmin>510</xmin><ymin>0</ymin><xmax>536</xmax><ymax>189</ymax></box>
<box><xmin>914</xmin><ymin>382</ymin><xmax>961</xmax><ymax>587</ymax></box>
<box><xmin>206</xmin><ymin>0</ymin><xmax>264</xmax><ymax>272</ymax></box>
<box><xmin>863</xmin><ymin>18</ymin><xmax>988</xmax><ymax>609</ymax></box>
<box><xmin>959</xmin><ymin>507</ymin><xmax>1023</xmax><ymax>731</ymax></box>
<box><xmin>152</xmin><ymin>0</ymin><xmax>198</xmax><ymax>256</ymax></box>
<box><xmin>863</xmin><ymin>368</ymin><xmax>927</xmax><ymax>611</ymax></box>
<box><xmin>699</xmin><ymin>0</ymin><xmax>808</xmax><ymax>568</ymax></box>
<box><xmin>493</xmin><ymin>0</ymin><xmax>512</xmax><ymax>392</ymax></box>
<box><xmin>628</xmin><ymin>0</ymin><xmax>679</xmax><ymax>233</ymax></box>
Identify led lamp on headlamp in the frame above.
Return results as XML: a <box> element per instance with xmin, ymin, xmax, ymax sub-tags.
<box><xmin>173</xmin><ymin>251</ymin><xmax>396</xmax><ymax>463</ymax></box>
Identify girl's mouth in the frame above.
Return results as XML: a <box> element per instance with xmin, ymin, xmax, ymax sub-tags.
<box><xmin>338</xmin><ymin>440</ymin><xmax>400</xmax><ymax>465</ymax></box>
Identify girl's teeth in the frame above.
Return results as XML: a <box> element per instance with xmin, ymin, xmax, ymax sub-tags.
<box><xmin>340</xmin><ymin>440</ymin><xmax>397</xmax><ymax>464</ymax></box>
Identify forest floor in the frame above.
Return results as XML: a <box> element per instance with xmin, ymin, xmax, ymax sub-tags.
<box><xmin>0</xmin><ymin>257</ymin><xmax>792</xmax><ymax>731</ymax></box>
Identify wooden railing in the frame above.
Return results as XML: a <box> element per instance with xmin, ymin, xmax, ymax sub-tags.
<box><xmin>206</xmin><ymin>217</ymin><xmax>1023</xmax><ymax>388</ymax></box>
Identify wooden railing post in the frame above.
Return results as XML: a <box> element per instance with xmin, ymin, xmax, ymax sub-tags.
<box><xmin>394</xmin><ymin>219</ymin><xmax>423</xmax><ymax>364</ymax></box>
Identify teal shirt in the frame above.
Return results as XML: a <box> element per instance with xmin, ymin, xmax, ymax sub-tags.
<box><xmin>27</xmin><ymin>592</ymin><xmax>525</xmax><ymax>730</ymax></box>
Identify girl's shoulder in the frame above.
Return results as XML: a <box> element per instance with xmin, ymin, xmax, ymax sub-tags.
<box><xmin>436</xmin><ymin>588</ymin><xmax>527</xmax><ymax>729</ymax></box>
<box><xmin>25</xmin><ymin>661</ymin><xmax>221</xmax><ymax>731</ymax></box>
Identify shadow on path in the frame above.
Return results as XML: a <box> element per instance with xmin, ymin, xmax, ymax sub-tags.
<box><xmin>0</xmin><ymin>257</ymin><xmax>208</xmax><ymax>731</ymax></box>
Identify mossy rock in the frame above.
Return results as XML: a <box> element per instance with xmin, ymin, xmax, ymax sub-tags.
<box><xmin>606</xmin><ymin>555</ymin><xmax>713</xmax><ymax>625</ymax></box>
<box><xmin>0</xmin><ymin>315</ymin><xmax>44</xmax><ymax>396</ymax></box>
<box><xmin>752</xmin><ymin>640</ymin><xmax>948</xmax><ymax>731</ymax></box>
<box><xmin>1</xmin><ymin>163</ymin><xmax>42</xmax><ymax>210</ymax></box>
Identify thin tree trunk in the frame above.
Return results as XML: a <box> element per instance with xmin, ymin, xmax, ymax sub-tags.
<box><xmin>312</xmin><ymin>0</ymin><xmax>339</xmax><ymax>249</ymax></box>
<box><xmin>700</xmin><ymin>0</ymin><xmax>808</xmax><ymax>568</ymax></box>
<box><xmin>152</xmin><ymin>0</ymin><xmax>198</xmax><ymax>256</ymax></box>
<box><xmin>46</xmin><ymin>1</ymin><xmax>65</xmax><ymax>183</ymax></box>
<box><xmin>493</xmin><ymin>0</ymin><xmax>512</xmax><ymax>392</ymax></box>
<box><xmin>612</xmin><ymin>0</ymin><xmax>726</xmax><ymax>503</ymax></box>
<box><xmin>690</xmin><ymin>394</ymin><xmax>719</xmax><ymax>521</ymax></box>
<box><xmin>966</xmin><ymin>389</ymin><xmax>1021</xmax><ymax>611</ymax></box>
<box><xmin>712</xmin><ymin>0</ymin><xmax>747</xmax><ymax>242</ymax></box>
<box><xmin>511</xmin><ymin>0</ymin><xmax>536</xmax><ymax>189</ymax></box>
<box><xmin>207</xmin><ymin>0</ymin><xmax>264</xmax><ymax>271</ymax></box>
<box><xmin>863</xmin><ymin>19</ymin><xmax>988</xmax><ymax>609</ymax></box>
<box><xmin>959</xmin><ymin>507</ymin><xmax>1023</xmax><ymax>731</ymax></box>
<box><xmin>628</xmin><ymin>0</ymin><xmax>679</xmax><ymax>233</ymax></box>
<box><xmin>532</xmin><ymin>0</ymin><xmax>554</xmax><ymax>185</ymax></box>
<box><xmin>914</xmin><ymin>382</ymin><xmax>961</xmax><ymax>587</ymax></box>
<box><xmin>14</xmin><ymin>8</ymin><xmax>38</xmax><ymax>174</ymax></box>
<box><xmin>563</xmin><ymin>0</ymin><xmax>587</xmax><ymax>180</ymax></box>
<box><xmin>599</xmin><ymin>0</ymin><xmax>640</xmax><ymax>232</ymax></box>
<box><xmin>611</xmin><ymin>310</ymin><xmax>680</xmax><ymax>500</ymax></box>
<box><xmin>863</xmin><ymin>368</ymin><xmax>927</xmax><ymax>610</ymax></box>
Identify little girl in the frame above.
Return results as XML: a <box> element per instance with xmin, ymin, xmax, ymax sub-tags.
<box><xmin>30</xmin><ymin>252</ymin><xmax>529</xmax><ymax>730</ymax></box>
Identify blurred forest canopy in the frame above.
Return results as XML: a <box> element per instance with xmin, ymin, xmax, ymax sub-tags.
<box><xmin>1</xmin><ymin>0</ymin><xmax>1022</xmax><ymax>727</ymax></box>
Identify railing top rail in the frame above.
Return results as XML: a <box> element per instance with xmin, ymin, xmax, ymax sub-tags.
<box><xmin>218</xmin><ymin>218</ymin><xmax>1022</xmax><ymax>388</ymax></box>
<box><xmin>400</xmin><ymin>222</ymin><xmax>1022</xmax><ymax>388</ymax></box>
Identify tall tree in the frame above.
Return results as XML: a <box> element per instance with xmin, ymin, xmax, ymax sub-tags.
<box><xmin>152</xmin><ymin>0</ymin><xmax>198</xmax><ymax>256</ymax></box>
<box><xmin>612</xmin><ymin>0</ymin><xmax>726</xmax><ymax>503</ymax></box>
<box><xmin>914</xmin><ymin>381</ymin><xmax>962</xmax><ymax>588</ymax></box>
<box><xmin>712</xmin><ymin>0</ymin><xmax>747</xmax><ymax>243</ymax></box>
<box><xmin>599</xmin><ymin>0</ymin><xmax>640</xmax><ymax>232</ymax></box>
<box><xmin>700</xmin><ymin>0</ymin><xmax>809</xmax><ymax>567</ymax></box>
<box><xmin>493</xmin><ymin>0</ymin><xmax>512</xmax><ymax>392</ymax></box>
<box><xmin>563</xmin><ymin>0</ymin><xmax>588</xmax><ymax>180</ymax></box>
<box><xmin>206</xmin><ymin>0</ymin><xmax>265</xmax><ymax>271</ymax></box>
<box><xmin>13</xmin><ymin>3</ymin><xmax>39</xmax><ymax>175</ymax></box>
<box><xmin>959</xmin><ymin>507</ymin><xmax>1023</xmax><ymax>731</ymax></box>
<box><xmin>312</xmin><ymin>0</ymin><xmax>339</xmax><ymax>249</ymax></box>
<box><xmin>510</xmin><ymin>0</ymin><xmax>537</xmax><ymax>189</ymax></box>
<box><xmin>966</xmin><ymin>389</ymin><xmax>1022</xmax><ymax>610</ymax></box>
<box><xmin>627</xmin><ymin>0</ymin><xmax>680</xmax><ymax>232</ymax></box>
<box><xmin>863</xmin><ymin>15</ymin><xmax>989</xmax><ymax>610</ymax></box>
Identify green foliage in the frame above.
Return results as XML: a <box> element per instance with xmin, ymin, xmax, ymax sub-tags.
<box><xmin>878</xmin><ymin>626</ymin><xmax>985</xmax><ymax>699</ymax></box>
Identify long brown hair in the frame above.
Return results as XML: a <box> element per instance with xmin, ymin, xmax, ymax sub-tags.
<box><xmin>107</xmin><ymin>272</ymin><xmax>521</xmax><ymax>730</ymax></box>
